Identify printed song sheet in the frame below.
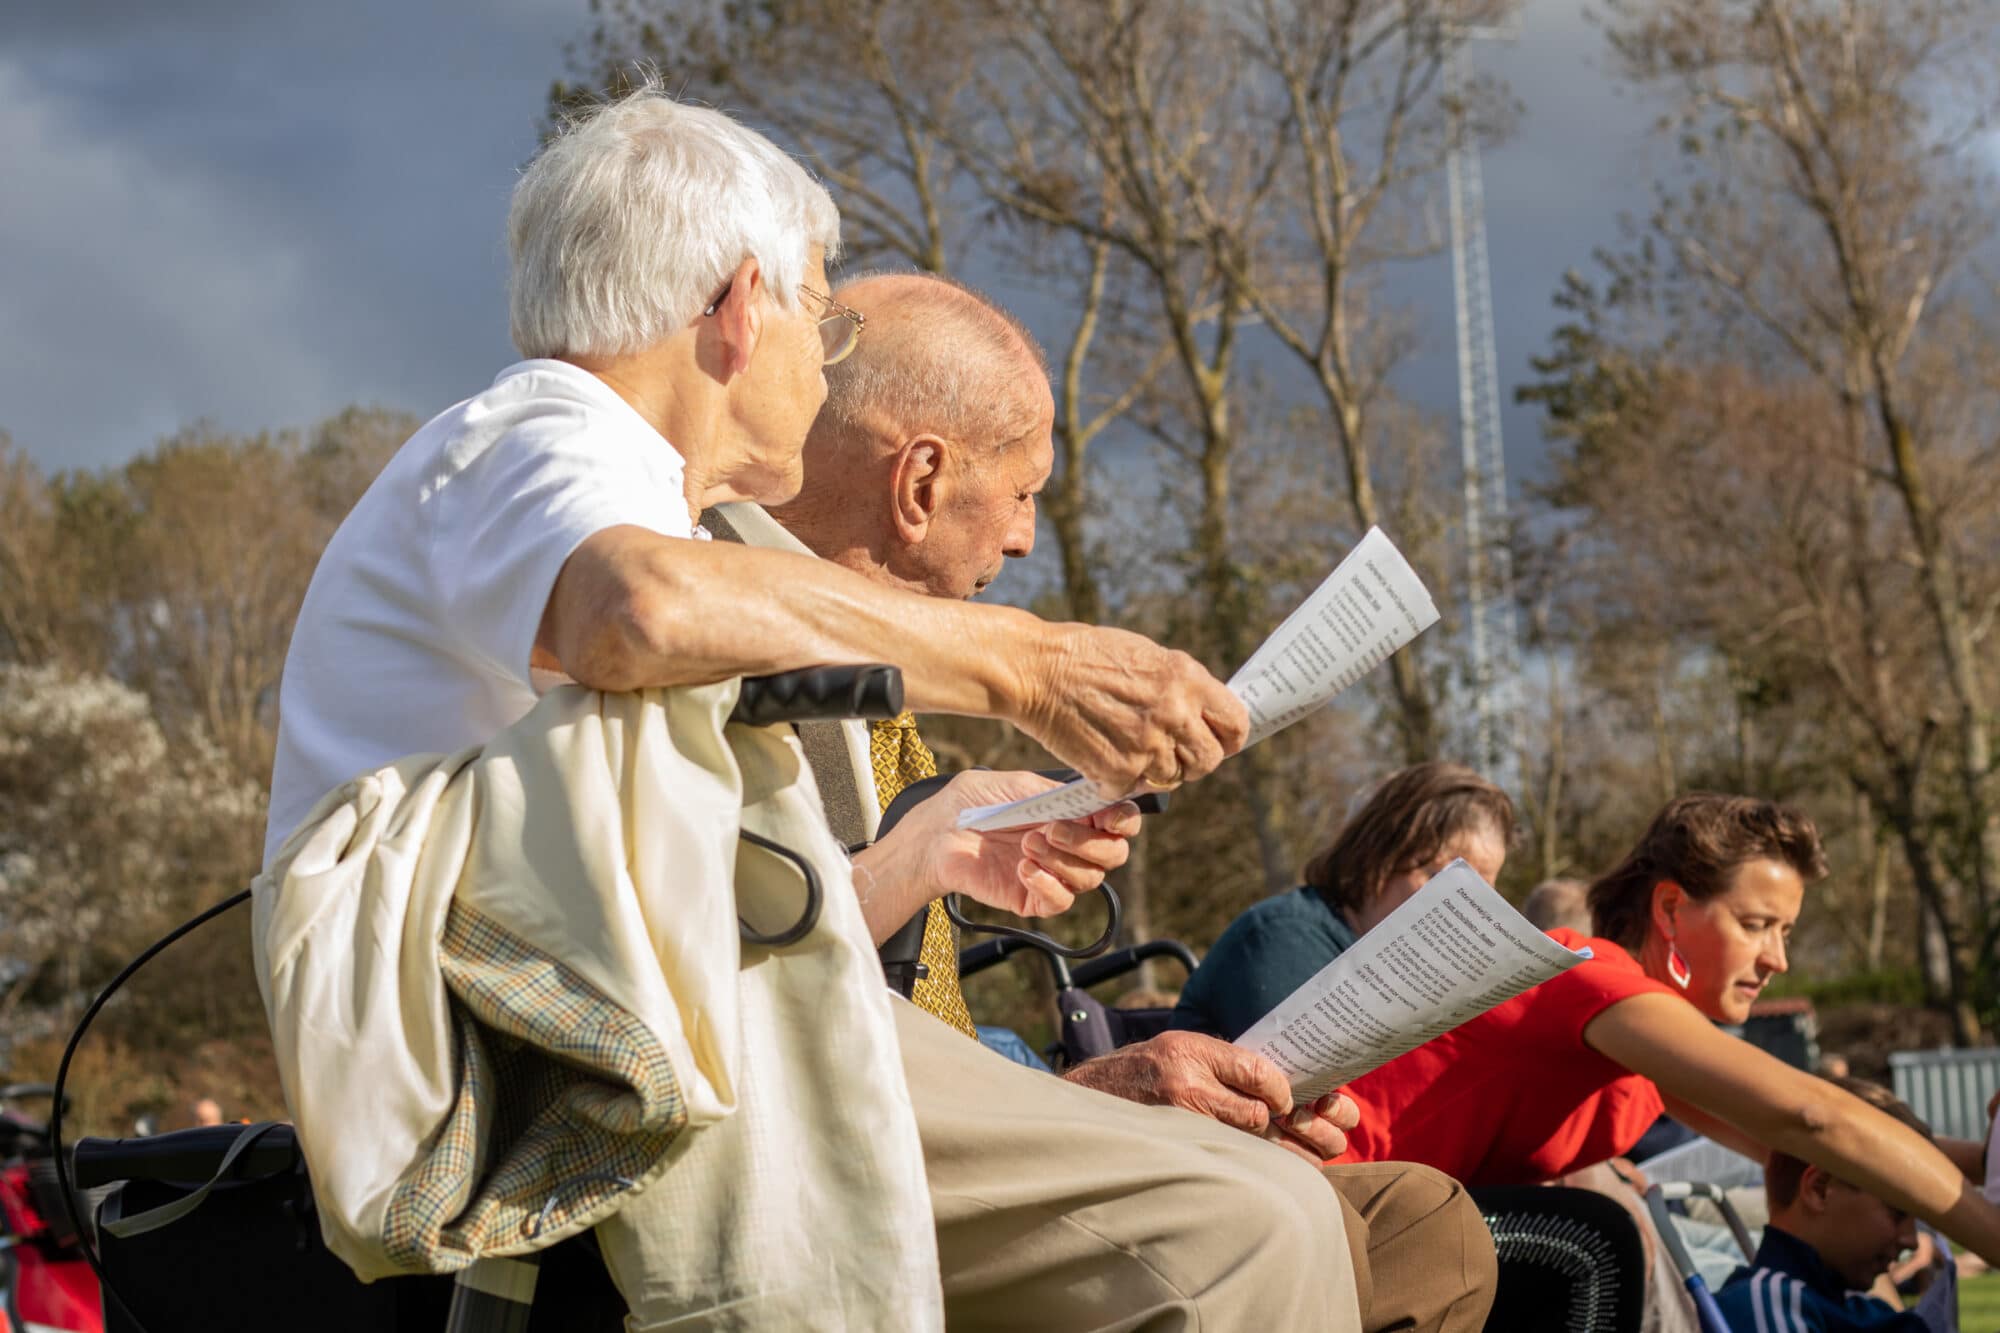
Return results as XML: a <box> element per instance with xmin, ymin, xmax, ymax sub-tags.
<box><xmin>1227</xmin><ymin>526</ymin><xmax>1441</xmax><ymax>747</ymax></box>
<box><xmin>956</xmin><ymin>527</ymin><xmax>1439</xmax><ymax>832</ymax></box>
<box><xmin>1234</xmin><ymin>861</ymin><xmax>1591</xmax><ymax>1103</ymax></box>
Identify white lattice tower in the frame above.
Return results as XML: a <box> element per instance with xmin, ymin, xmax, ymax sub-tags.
<box><xmin>1444</xmin><ymin>22</ymin><xmax>1523</xmax><ymax>781</ymax></box>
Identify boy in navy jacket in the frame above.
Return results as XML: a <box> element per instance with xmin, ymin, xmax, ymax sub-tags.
<box><xmin>1715</xmin><ymin>1078</ymin><xmax>1952</xmax><ymax>1332</ymax></box>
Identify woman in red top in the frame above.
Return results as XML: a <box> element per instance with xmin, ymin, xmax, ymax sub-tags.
<box><xmin>1339</xmin><ymin>794</ymin><xmax>2000</xmax><ymax>1269</ymax></box>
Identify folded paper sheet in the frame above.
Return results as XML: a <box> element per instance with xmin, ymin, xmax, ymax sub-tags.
<box><xmin>957</xmin><ymin>527</ymin><xmax>1439</xmax><ymax>832</ymax></box>
<box><xmin>1234</xmin><ymin>861</ymin><xmax>1591</xmax><ymax>1103</ymax></box>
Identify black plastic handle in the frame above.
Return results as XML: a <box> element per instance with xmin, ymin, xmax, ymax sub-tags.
<box><xmin>957</xmin><ymin>936</ymin><xmax>1046</xmax><ymax>981</ymax></box>
<box><xmin>1068</xmin><ymin>939</ymin><xmax>1201</xmax><ymax>990</ymax></box>
<box><xmin>71</xmin><ymin>1124</ymin><xmax>300</xmax><ymax>1189</ymax></box>
<box><xmin>729</xmin><ymin>664</ymin><xmax>904</xmax><ymax>727</ymax></box>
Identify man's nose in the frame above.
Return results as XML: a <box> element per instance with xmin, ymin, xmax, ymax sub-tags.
<box><xmin>1005</xmin><ymin>505</ymin><xmax>1036</xmax><ymax>558</ymax></box>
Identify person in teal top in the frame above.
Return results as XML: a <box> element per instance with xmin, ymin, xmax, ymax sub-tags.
<box><xmin>1172</xmin><ymin>763</ymin><xmax>1516</xmax><ymax>1041</ymax></box>
<box><xmin>1172</xmin><ymin>886</ymin><xmax>1361</xmax><ymax>1041</ymax></box>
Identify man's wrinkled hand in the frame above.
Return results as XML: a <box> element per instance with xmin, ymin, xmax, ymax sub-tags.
<box><xmin>1063</xmin><ymin>1030</ymin><xmax>1358</xmax><ymax>1163</ymax></box>
<box><xmin>900</xmin><ymin>770</ymin><xmax>1140</xmax><ymax>918</ymax></box>
<box><xmin>1278</xmin><ymin>1090</ymin><xmax>1360</xmax><ymax>1163</ymax></box>
<box><xmin>1016</xmin><ymin>624</ymin><xmax>1249</xmax><ymax>799</ymax></box>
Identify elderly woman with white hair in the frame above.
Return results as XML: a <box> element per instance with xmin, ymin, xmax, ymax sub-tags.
<box><xmin>264</xmin><ymin>86</ymin><xmax>1417</xmax><ymax>1331</ymax></box>
<box><xmin>270</xmin><ymin>88</ymin><xmax>1251</xmax><ymax>865</ymax></box>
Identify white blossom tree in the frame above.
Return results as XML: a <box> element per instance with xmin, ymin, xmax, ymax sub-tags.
<box><xmin>0</xmin><ymin>665</ymin><xmax>261</xmax><ymax>1045</ymax></box>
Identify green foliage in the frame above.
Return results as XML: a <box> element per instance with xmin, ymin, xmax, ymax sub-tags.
<box><xmin>1765</xmin><ymin>967</ymin><xmax>1926</xmax><ymax>1009</ymax></box>
<box><xmin>1961</xmin><ymin>1270</ymin><xmax>2000</xmax><ymax>1333</ymax></box>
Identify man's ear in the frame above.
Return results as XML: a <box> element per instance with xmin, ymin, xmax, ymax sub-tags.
<box><xmin>709</xmin><ymin>255</ymin><xmax>766</xmax><ymax>379</ymax></box>
<box><xmin>889</xmin><ymin>438</ymin><xmax>944</xmax><ymax>544</ymax></box>
<box><xmin>1796</xmin><ymin>1164</ymin><xmax>1834</xmax><ymax>1215</ymax></box>
<box><xmin>1647</xmin><ymin>879</ymin><xmax>1686</xmax><ymax>939</ymax></box>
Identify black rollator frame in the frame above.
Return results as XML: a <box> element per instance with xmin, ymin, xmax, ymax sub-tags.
<box><xmin>55</xmin><ymin>665</ymin><xmax>905</xmax><ymax>1333</ymax></box>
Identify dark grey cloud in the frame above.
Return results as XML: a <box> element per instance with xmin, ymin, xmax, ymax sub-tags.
<box><xmin>1</xmin><ymin>0</ymin><xmax>1664</xmax><ymax>487</ymax></box>
<box><xmin>3</xmin><ymin>0</ymin><xmax>273</xmax><ymax>48</ymax></box>
<box><xmin>1389</xmin><ymin>0</ymin><xmax>1665</xmax><ymax>492</ymax></box>
<box><xmin>2</xmin><ymin>0</ymin><xmax>589</xmax><ymax>471</ymax></box>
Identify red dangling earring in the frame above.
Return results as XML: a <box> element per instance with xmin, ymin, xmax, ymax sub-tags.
<box><xmin>1666</xmin><ymin>939</ymin><xmax>1692</xmax><ymax>990</ymax></box>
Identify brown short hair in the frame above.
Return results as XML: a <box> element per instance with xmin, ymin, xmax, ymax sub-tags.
<box><xmin>1587</xmin><ymin>794</ymin><xmax>1827</xmax><ymax>953</ymax></box>
<box><xmin>1765</xmin><ymin>1077</ymin><xmax>1930</xmax><ymax>1207</ymax></box>
<box><xmin>1303</xmin><ymin>763</ymin><xmax>1516</xmax><ymax>916</ymax></box>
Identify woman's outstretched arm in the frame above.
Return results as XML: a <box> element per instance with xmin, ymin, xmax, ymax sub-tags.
<box><xmin>1584</xmin><ymin>991</ymin><xmax>2000</xmax><ymax>1267</ymax></box>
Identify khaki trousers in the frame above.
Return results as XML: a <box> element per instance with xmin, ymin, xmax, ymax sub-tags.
<box><xmin>1324</xmin><ymin>1161</ymin><xmax>1496</xmax><ymax>1333</ymax></box>
<box><xmin>603</xmin><ymin>999</ymin><xmax>1496</xmax><ymax>1331</ymax></box>
<box><xmin>907</xmin><ymin>1001</ymin><xmax>1495</xmax><ymax>1332</ymax></box>
<box><xmin>908</xmin><ymin>999</ymin><xmax>1360</xmax><ymax>1330</ymax></box>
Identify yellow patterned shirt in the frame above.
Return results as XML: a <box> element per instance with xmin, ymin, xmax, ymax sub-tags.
<box><xmin>870</xmin><ymin>712</ymin><xmax>978</xmax><ymax>1038</ymax></box>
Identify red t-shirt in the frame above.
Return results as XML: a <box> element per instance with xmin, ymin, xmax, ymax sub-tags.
<box><xmin>1338</xmin><ymin>930</ymin><xmax>1679</xmax><ymax>1185</ymax></box>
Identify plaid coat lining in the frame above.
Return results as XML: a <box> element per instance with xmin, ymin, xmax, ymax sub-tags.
<box><xmin>380</xmin><ymin>900</ymin><xmax>687</xmax><ymax>1270</ymax></box>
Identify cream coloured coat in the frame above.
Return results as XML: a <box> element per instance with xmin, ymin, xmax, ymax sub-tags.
<box><xmin>253</xmin><ymin>681</ymin><xmax>941</xmax><ymax>1327</ymax></box>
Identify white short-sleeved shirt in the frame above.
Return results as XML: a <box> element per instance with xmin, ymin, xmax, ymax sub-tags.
<box><xmin>265</xmin><ymin>359</ymin><xmax>694</xmax><ymax>862</ymax></box>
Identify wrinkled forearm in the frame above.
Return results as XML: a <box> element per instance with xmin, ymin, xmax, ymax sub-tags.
<box><xmin>539</xmin><ymin>525</ymin><xmax>1044</xmax><ymax>718</ymax></box>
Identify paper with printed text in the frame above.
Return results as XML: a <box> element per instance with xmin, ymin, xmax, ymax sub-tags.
<box><xmin>956</xmin><ymin>527</ymin><xmax>1438</xmax><ymax>832</ymax></box>
<box><xmin>1234</xmin><ymin>861</ymin><xmax>1591</xmax><ymax>1103</ymax></box>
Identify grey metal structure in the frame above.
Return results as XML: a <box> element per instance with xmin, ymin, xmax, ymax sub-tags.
<box><xmin>1444</xmin><ymin>25</ymin><xmax>1524</xmax><ymax>780</ymax></box>
<box><xmin>1890</xmin><ymin>1045</ymin><xmax>2000</xmax><ymax>1141</ymax></box>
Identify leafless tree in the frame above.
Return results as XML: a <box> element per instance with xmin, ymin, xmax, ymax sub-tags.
<box><xmin>1575</xmin><ymin>0</ymin><xmax>2000</xmax><ymax>1038</ymax></box>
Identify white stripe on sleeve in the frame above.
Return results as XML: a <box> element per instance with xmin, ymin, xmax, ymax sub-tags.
<box><xmin>1749</xmin><ymin>1271</ymin><xmax>1773</xmax><ymax>1333</ymax></box>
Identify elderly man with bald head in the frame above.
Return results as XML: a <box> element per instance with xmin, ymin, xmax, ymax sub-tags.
<box><xmin>712</xmin><ymin>272</ymin><xmax>1499</xmax><ymax>1333</ymax></box>
<box><xmin>771</xmin><ymin>272</ymin><xmax>1052</xmax><ymax>602</ymax></box>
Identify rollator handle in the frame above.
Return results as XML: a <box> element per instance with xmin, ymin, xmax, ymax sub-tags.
<box><xmin>729</xmin><ymin>664</ymin><xmax>904</xmax><ymax>726</ymax></box>
<box><xmin>729</xmin><ymin>665</ymin><xmax>901</xmax><ymax>951</ymax></box>
<box><xmin>72</xmin><ymin>1123</ymin><xmax>300</xmax><ymax>1189</ymax></box>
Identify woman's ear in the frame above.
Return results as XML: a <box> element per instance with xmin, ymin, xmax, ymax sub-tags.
<box><xmin>1647</xmin><ymin>879</ymin><xmax>1686</xmax><ymax>939</ymax></box>
<box><xmin>710</xmin><ymin>256</ymin><xmax>766</xmax><ymax>379</ymax></box>
<box><xmin>889</xmin><ymin>438</ymin><xmax>944</xmax><ymax>543</ymax></box>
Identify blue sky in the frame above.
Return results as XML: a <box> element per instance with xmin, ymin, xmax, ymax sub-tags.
<box><xmin>1</xmin><ymin>0</ymin><xmax>1662</xmax><ymax>486</ymax></box>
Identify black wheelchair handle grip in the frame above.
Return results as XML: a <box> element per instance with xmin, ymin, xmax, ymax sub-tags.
<box><xmin>72</xmin><ymin>1124</ymin><xmax>300</xmax><ymax>1189</ymax></box>
<box><xmin>957</xmin><ymin>936</ymin><xmax>1044</xmax><ymax>981</ymax></box>
<box><xmin>729</xmin><ymin>664</ymin><xmax>904</xmax><ymax>727</ymax></box>
<box><xmin>1069</xmin><ymin>939</ymin><xmax>1201</xmax><ymax>991</ymax></box>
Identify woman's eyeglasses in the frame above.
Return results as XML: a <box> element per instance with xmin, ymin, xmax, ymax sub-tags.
<box><xmin>703</xmin><ymin>281</ymin><xmax>866</xmax><ymax>365</ymax></box>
